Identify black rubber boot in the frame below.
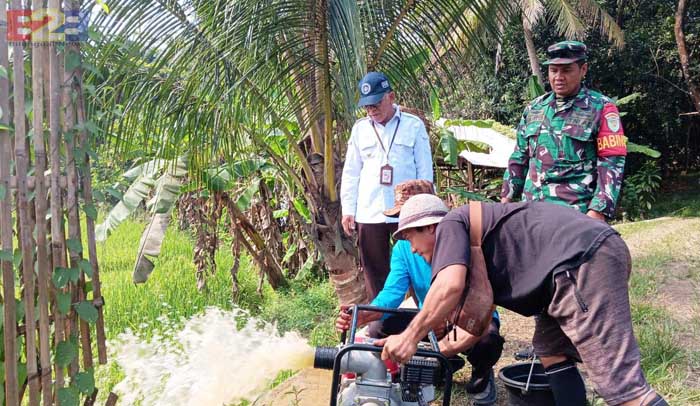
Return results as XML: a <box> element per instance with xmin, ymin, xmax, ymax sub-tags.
<box><xmin>641</xmin><ymin>393</ymin><xmax>669</xmax><ymax>406</ymax></box>
<box><xmin>544</xmin><ymin>360</ymin><xmax>587</xmax><ymax>406</ymax></box>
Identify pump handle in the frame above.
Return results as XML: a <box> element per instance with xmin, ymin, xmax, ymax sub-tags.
<box><xmin>339</xmin><ymin>308</ymin><xmax>352</xmax><ymax>344</ymax></box>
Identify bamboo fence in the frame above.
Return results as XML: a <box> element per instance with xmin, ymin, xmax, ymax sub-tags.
<box><xmin>0</xmin><ymin>0</ymin><xmax>110</xmax><ymax>404</ymax></box>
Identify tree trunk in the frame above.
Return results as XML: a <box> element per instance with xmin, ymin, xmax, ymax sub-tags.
<box><xmin>304</xmin><ymin>0</ymin><xmax>366</xmax><ymax>305</ymax></box>
<box><xmin>494</xmin><ymin>30</ymin><xmax>504</xmax><ymax>76</ymax></box>
<box><xmin>675</xmin><ymin>0</ymin><xmax>700</xmax><ymax>112</ymax></box>
<box><xmin>316</xmin><ymin>0</ymin><xmax>337</xmax><ymax>202</ymax></box>
<box><xmin>523</xmin><ymin>17</ymin><xmax>544</xmax><ymax>87</ymax></box>
<box><xmin>225</xmin><ymin>197</ymin><xmax>288</xmax><ymax>289</ymax></box>
<box><xmin>616</xmin><ymin>0</ymin><xmax>626</xmax><ymax>27</ymax></box>
<box><xmin>306</xmin><ymin>151</ymin><xmax>367</xmax><ymax>305</ymax></box>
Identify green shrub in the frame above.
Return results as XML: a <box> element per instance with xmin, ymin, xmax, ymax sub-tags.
<box><xmin>620</xmin><ymin>160</ymin><xmax>662</xmax><ymax>220</ymax></box>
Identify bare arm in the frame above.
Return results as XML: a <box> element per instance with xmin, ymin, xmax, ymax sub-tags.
<box><xmin>335</xmin><ymin>305</ymin><xmax>382</xmax><ymax>332</ymax></box>
<box><xmin>377</xmin><ymin>264</ymin><xmax>467</xmax><ymax>363</ymax></box>
<box><xmin>438</xmin><ymin>325</ymin><xmax>484</xmax><ymax>357</ymax></box>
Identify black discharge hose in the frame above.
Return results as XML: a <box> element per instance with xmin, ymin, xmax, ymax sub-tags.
<box><xmin>314</xmin><ymin>347</ymin><xmax>339</xmax><ymax>370</ymax></box>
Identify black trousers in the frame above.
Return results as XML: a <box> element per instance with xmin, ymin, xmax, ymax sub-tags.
<box><xmin>357</xmin><ymin>222</ymin><xmax>398</xmax><ymax>300</ymax></box>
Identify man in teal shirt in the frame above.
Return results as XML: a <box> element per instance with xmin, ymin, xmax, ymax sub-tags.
<box><xmin>336</xmin><ymin>180</ymin><xmax>503</xmax><ymax>404</ymax></box>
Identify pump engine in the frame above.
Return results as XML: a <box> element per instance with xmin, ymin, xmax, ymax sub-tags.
<box><xmin>313</xmin><ymin>305</ymin><xmax>454</xmax><ymax>406</ymax></box>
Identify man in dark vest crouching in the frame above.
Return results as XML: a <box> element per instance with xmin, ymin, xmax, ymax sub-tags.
<box><xmin>376</xmin><ymin>196</ymin><xmax>668</xmax><ymax>406</ymax></box>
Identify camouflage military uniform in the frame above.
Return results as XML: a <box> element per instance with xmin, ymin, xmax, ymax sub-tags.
<box><xmin>501</xmin><ymin>86</ymin><xmax>627</xmax><ymax>218</ymax></box>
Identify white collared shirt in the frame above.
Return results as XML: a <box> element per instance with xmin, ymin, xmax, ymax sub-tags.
<box><xmin>341</xmin><ymin>105</ymin><xmax>433</xmax><ymax>224</ymax></box>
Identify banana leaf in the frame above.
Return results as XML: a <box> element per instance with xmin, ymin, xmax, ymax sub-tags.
<box><xmin>627</xmin><ymin>141</ymin><xmax>661</xmax><ymax>158</ymax></box>
<box><xmin>133</xmin><ymin>212</ymin><xmax>171</xmax><ymax>283</ymax></box>
<box><xmin>526</xmin><ymin>75</ymin><xmax>545</xmax><ymax>99</ymax></box>
<box><xmin>95</xmin><ymin>175</ymin><xmax>155</xmax><ymax>242</ymax></box>
<box><xmin>438</xmin><ymin>128</ymin><xmax>491</xmax><ymax>167</ymax></box>
<box><xmin>132</xmin><ymin>157</ymin><xmax>188</xmax><ymax>283</ymax></box>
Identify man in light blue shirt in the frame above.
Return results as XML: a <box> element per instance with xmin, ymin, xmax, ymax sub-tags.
<box><xmin>340</xmin><ymin>72</ymin><xmax>433</xmax><ymax>300</ymax></box>
<box><xmin>336</xmin><ymin>180</ymin><xmax>503</xmax><ymax>405</ymax></box>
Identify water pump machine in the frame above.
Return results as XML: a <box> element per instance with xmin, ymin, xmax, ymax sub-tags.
<box><xmin>313</xmin><ymin>305</ymin><xmax>455</xmax><ymax>406</ymax></box>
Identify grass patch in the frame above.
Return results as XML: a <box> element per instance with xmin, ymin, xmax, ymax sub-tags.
<box><xmin>97</xmin><ymin>219</ymin><xmax>270</xmax><ymax>339</ymax></box>
<box><xmin>628</xmin><ymin>271</ymin><xmax>659</xmax><ymax>299</ymax></box>
<box><xmin>261</xmin><ymin>278</ymin><xmax>339</xmax><ymax>347</ymax></box>
<box><xmin>619</xmin><ymin>196</ymin><xmax>700</xmax><ymax>403</ymax></box>
<box><xmin>632</xmin><ymin>302</ymin><xmax>698</xmax><ymax>403</ymax></box>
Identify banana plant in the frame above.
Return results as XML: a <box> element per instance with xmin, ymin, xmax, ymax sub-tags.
<box><xmin>95</xmin><ymin>156</ymin><xmax>188</xmax><ymax>282</ymax></box>
<box><xmin>96</xmin><ymin>154</ymin><xmax>291</xmax><ymax>288</ymax></box>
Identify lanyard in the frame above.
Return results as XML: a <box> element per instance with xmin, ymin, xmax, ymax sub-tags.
<box><xmin>371</xmin><ymin>113</ymin><xmax>401</xmax><ymax>163</ymax></box>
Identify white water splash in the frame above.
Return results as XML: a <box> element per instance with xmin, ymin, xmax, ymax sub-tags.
<box><xmin>110</xmin><ymin>307</ymin><xmax>314</xmax><ymax>406</ymax></box>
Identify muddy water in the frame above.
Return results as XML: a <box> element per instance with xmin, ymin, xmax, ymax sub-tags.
<box><xmin>110</xmin><ymin>307</ymin><xmax>315</xmax><ymax>406</ymax></box>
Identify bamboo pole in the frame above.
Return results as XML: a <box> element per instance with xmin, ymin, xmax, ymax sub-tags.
<box><xmin>9</xmin><ymin>175</ymin><xmax>68</xmax><ymax>189</ymax></box>
<box><xmin>48</xmin><ymin>0</ymin><xmax>67</xmax><ymax>393</ymax></box>
<box><xmin>10</xmin><ymin>0</ymin><xmax>40</xmax><ymax>402</ymax></box>
<box><xmin>0</xmin><ymin>1</ymin><xmax>19</xmax><ymax>404</ymax></box>
<box><xmin>62</xmin><ymin>66</ymin><xmax>83</xmax><ymax>378</ymax></box>
<box><xmin>31</xmin><ymin>0</ymin><xmax>54</xmax><ymax>402</ymax></box>
<box><xmin>63</xmin><ymin>22</ymin><xmax>92</xmax><ymax>374</ymax></box>
<box><xmin>16</xmin><ymin>298</ymin><xmax>104</xmax><ymax>336</ymax></box>
<box><xmin>76</xmin><ymin>81</ymin><xmax>107</xmax><ymax>364</ymax></box>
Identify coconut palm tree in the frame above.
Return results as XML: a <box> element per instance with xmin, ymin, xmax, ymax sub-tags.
<box><xmin>520</xmin><ymin>0</ymin><xmax>625</xmax><ymax>86</ymax></box>
<box><xmin>87</xmin><ymin>0</ymin><xmax>514</xmax><ymax>304</ymax></box>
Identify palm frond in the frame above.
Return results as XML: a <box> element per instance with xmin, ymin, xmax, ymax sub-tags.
<box><xmin>577</xmin><ymin>0</ymin><xmax>625</xmax><ymax>49</ymax></box>
<box><xmin>87</xmin><ymin>0</ymin><xmax>513</xmax><ymax>174</ymax></box>
<box><xmin>544</xmin><ymin>0</ymin><xmax>623</xmax><ymax>48</ymax></box>
<box><xmin>521</xmin><ymin>0</ymin><xmax>545</xmax><ymax>30</ymax></box>
<box><xmin>546</xmin><ymin>0</ymin><xmax>586</xmax><ymax>40</ymax></box>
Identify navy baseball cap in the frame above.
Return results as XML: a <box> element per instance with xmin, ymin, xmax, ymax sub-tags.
<box><xmin>357</xmin><ymin>72</ymin><xmax>392</xmax><ymax>107</ymax></box>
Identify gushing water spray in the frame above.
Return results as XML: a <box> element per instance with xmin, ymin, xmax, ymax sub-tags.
<box><xmin>110</xmin><ymin>307</ymin><xmax>314</xmax><ymax>406</ymax></box>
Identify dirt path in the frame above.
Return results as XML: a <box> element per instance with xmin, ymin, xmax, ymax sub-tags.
<box><xmin>257</xmin><ymin>368</ymin><xmax>332</xmax><ymax>406</ymax></box>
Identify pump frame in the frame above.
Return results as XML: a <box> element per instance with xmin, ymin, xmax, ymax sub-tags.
<box><xmin>330</xmin><ymin>304</ymin><xmax>454</xmax><ymax>406</ymax></box>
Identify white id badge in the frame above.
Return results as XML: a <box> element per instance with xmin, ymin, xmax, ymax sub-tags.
<box><xmin>380</xmin><ymin>164</ymin><xmax>394</xmax><ymax>185</ymax></box>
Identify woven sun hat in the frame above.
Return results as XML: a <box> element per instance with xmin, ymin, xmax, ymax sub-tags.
<box><xmin>383</xmin><ymin>179</ymin><xmax>435</xmax><ymax>217</ymax></box>
<box><xmin>393</xmin><ymin>194</ymin><xmax>449</xmax><ymax>240</ymax></box>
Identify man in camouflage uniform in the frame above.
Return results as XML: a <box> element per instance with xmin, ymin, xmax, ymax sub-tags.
<box><xmin>501</xmin><ymin>41</ymin><xmax>627</xmax><ymax>221</ymax></box>
<box><xmin>499</xmin><ymin>41</ymin><xmax>629</xmax><ymax>405</ymax></box>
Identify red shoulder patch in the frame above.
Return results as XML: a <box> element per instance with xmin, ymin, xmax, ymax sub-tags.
<box><xmin>597</xmin><ymin>103</ymin><xmax>627</xmax><ymax>157</ymax></box>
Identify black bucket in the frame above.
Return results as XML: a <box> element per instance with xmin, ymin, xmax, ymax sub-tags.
<box><xmin>498</xmin><ymin>362</ymin><xmax>555</xmax><ymax>406</ymax></box>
